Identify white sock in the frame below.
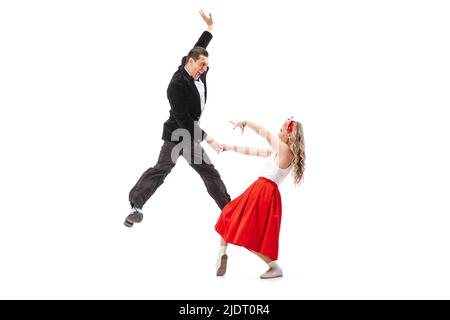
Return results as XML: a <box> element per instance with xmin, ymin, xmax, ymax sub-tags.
<box><xmin>268</xmin><ymin>261</ymin><xmax>280</xmax><ymax>270</ymax></box>
<box><xmin>216</xmin><ymin>246</ymin><xmax>227</xmax><ymax>269</ymax></box>
<box><xmin>219</xmin><ymin>245</ymin><xmax>227</xmax><ymax>255</ymax></box>
<box><xmin>132</xmin><ymin>207</ymin><xmax>142</xmax><ymax>213</ymax></box>
<box><xmin>216</xmin><ymin>246</ymin><xmax>227</xmax><ymax>268</ymax></box>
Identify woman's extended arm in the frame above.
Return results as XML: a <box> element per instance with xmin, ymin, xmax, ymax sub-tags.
<box><xmin>233</xmin><ymin>120</ymin><xmax>280</xmax><ymax>151</ymax></box>
<box><xmin>221</xmin><ymin>144</ymin><xmax>273</xmax><ymax>158</ymax></box>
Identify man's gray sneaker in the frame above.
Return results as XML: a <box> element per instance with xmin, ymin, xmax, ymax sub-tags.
<box><xmin>124</xmin><ymin>210</ymin><xmax>143</xmax><ymax>228</ymax></box>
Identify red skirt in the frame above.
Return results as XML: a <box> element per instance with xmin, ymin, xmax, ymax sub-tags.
<box><xmin>215</xmin><ymin>177</ymin><xmax>282</xmax><ymax>260</ymax></box>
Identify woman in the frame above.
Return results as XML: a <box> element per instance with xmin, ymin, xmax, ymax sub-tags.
<box><xmin>215</xmin><ymin>118</ymin><xmax>305</xmax><ymax>279</ymax></box>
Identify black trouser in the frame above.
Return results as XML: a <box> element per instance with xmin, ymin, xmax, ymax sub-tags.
<box><xmin>129</xmin><ymin>140</ymin><xmax>231</xmax><ymax>210</ymax></box>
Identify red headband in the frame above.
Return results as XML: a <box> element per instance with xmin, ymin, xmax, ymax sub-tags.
<box><xmin>286</xmin><ymin>116</ymin><xmax>294</xmax><ymax>133</ymax></box>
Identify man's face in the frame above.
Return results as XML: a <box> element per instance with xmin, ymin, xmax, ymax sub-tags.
<box><xmin>188</xmin><ymin>55</ymin><xmax>209</xmax><ymax>80</ymax></box>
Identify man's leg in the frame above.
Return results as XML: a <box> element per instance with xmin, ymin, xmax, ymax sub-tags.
<box><xmin>126</xmin><ymin>141</ymin><xmax>179</xmax><ymax>227</ymax></box>
<box><xmin>184</xmin><ymin>143</ymin><xmax>231</xmax><ymax>210</ymax></box>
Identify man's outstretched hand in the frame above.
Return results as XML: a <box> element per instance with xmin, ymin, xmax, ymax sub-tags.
<box><xmin>200</xmin><ymin>11</ymin><xmax>213</xmax><ymax>33</ymax></box>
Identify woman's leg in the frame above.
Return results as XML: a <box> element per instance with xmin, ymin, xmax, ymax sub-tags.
<box><xmin>216</xmin><ymin>238</ymin><xmax>228</xmax><ymax>276</ymax></box>
<box><xmin>250</xmin><ymin>250</ymin><xmax>283</xmax><ymax>279</ymax></box>
<box><xmin>250</xmin><ymin>250</ymin><xmax>272</xmax><ymax>263</ymax></box>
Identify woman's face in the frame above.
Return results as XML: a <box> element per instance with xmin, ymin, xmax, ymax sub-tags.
<box><xmin>278</xmin><ymin>125</ymin><xmax>290</xmax><ymax>144</ymax></box>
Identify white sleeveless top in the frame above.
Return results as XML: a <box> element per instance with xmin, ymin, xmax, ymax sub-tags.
<box><xmin>260</xmin><ymin>153</ymin><xmax>292</xmax><ymax>185</ymax></box>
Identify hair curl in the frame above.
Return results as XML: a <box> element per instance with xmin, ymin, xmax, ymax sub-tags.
<box><xmin>288</xmin><ymin>121</ymin><xmax>305</xmax><ymax>184</ymax></box>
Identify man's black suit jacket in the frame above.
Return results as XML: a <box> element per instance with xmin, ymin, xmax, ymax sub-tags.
<box><xmin>162</xmin><ymin>31</ymin><xmax>213</xmax><ymax>143</ymax></box>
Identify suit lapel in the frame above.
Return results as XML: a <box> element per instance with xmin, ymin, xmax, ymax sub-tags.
<box><xmin>188</xmin><ymin>80</ymin><xmax>201</xmax><ymax>113</ymax></box>
<box><xmin>181</xmin><ymin>68</ymin><xmax>201</xmax><ymax>114</ymax></box>
<box><xmin>201</xmin><ymin>69</ymin><xmax>208</xmax><ymax>101</ymax></box>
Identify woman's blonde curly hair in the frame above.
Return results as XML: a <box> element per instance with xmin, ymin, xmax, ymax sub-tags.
<box><xmin>287</xmin><ymin>121</ymin><xmax>305</xmax><ymax>185</ymax></box>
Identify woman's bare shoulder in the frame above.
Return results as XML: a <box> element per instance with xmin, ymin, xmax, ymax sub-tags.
<box><xmin>277</xmin><ymin>142</ymin><xmax>294</xmax><ymax>168</ymax></box>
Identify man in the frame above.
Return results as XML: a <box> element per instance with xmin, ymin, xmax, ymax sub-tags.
<box><xmin>125</xmin><ymin>11</ymin><xmax>231</xmax><ymax>227</ymax></box>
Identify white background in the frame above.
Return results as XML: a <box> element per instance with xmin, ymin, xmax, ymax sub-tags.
<box><xmin>1</xmin><ymin>0</ymin><xmax>449</xmax><ymax>299</ymax></box>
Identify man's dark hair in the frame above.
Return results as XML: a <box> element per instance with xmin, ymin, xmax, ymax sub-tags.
<box><xmin>187</xmin><ymin>46</ymin><xmax>209</xmax><ymax>62</ymax></box>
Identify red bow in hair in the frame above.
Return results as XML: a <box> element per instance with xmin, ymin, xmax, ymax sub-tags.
<box><xmin>286</xmin><ymin>116</ymin><xmax>294</xmax><ymax>133</ymax></box>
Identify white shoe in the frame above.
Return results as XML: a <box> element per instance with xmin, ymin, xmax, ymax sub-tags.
<box><xmin>216</xmin><ymin>254</ymin><xmax>228</xmax><ymax>276</ymax></box>
<box><xmin>260</xmin><ymin>267</ymin><xmax>283</xmax><ymax>279</ymax></box>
